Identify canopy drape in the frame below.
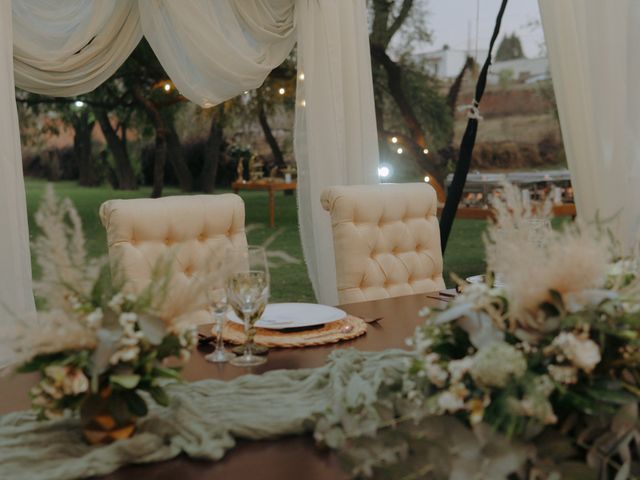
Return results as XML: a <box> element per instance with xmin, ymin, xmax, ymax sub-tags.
<box><xmin>294</xmin><ymin>0</ymin><xmax>379</xmax><ymax>304</ymax></box>
<box><xmin>539</xmin><ymin>0</ymin><xmax>640</xmax><ymax>250</ymax></box>
<box><xmin>13</xmin><ymin>0</ymin><xmax>142</xmax><ymax>96</ymax></box>
<box><xmin>0</xmin><ymin>0</ymin><xmax>379</xmax><ymax>338</ymax></box>
<box><xmin>0</xmin><ymin>0</ymin><xmax>35</xmax><ymax>363</ymax></box>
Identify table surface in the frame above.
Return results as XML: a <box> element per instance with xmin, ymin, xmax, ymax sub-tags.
<box><xmin>0</xmin><ymin>292</ymin><xmax>450</xmax><ymax>480</ymax></box>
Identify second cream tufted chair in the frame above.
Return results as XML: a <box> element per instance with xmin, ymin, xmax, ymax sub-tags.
<box><xmin>99</xmin><ymin>194</ymin><xmax>248</xmax><ymax>324</ymax></box>
<box><xmin>321</xmin><ymin>183</ymin><xmax>445</xmax><ymax>304</ymax></box>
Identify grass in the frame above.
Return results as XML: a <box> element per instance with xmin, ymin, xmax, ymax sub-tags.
<box><xmin>25</xmin><ymin>178</ymin><xmax>488</xmax><ymax>302</ymax></box>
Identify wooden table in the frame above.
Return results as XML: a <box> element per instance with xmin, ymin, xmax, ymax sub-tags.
<box><xmin>232</xmin><ymin>180</ymin><xmax>297</xmax><ymax>228</ymax></box>
<box><xmin>0</xmin><ymin>292</ymin><xmax>449</xmax><ymax>480</ymax></box>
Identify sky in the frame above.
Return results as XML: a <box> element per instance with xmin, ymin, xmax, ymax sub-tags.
<box><xmin>420</xmin><ymin>0</ymin><xmax>546</xmax><ymax>57</ymax></box>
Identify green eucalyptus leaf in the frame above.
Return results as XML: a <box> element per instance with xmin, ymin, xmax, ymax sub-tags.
<box><xmin>153</xmin><ymin>366</ymin><xmax>181</xmax><ymax>380</ymax></box>
<box><xmin>156</xmin><ymin>335</ymin><xmax>181</xmax><ymax>359</ymax></box>
<box><xmin>148</xmin><ymin>386</ymin><xmax>170</xmax><ymax>407</ymax></box>
<box><xmin>110</xmin><ymin>374</ymin><xmax>141</xmax><ymax>389</ymax></box>
<box><xmin>122</xmin><ymin>390</ymin><xmax>148</xmax><ymax>417</ymax></box>
<box><xmin>585</xmin><ymin>387</ymin><xmax>637</xmax><ymax>405</ymax></box>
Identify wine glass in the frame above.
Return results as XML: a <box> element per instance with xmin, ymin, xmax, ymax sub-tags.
<box><xmin>204</xmin><ymin>286</ymin><xmax>236</xmax><ymax>363</ymax></box>
<box><xmin>525</xmin><ymin>218</ymin><xmax>552</xmax><ymax>248</ymax></box>
<box><xmin>227</xmin><ymin>246</ymin><xmax>270</xmax><ymax>367</ymax></box>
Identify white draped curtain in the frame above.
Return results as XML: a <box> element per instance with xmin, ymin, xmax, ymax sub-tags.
<box><xmin>0</xmin><ymin>0</ymin><xmax>378</xmax><ymax>337</ymax></box>
<box><xmin>0</xmin><ymin>0</ymin><xmax>35</xmax><ymax>361</ymax></box>
<box><xmin>539</xmin><ymin>0</ymin><xmax>640</xmax><ymax>250</ymax></box>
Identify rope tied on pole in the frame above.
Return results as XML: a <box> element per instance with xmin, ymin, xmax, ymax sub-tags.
<box><xmin>457</xmin><ymin>99</ymin><xmax>483</xmax><ymax>120</ymax></box>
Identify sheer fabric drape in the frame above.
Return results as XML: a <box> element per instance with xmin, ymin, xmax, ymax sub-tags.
<box><xmin>295</xmin><ymin>0</ymin><xmax>379</xmax><ymax>305</ymax></box>
<box><xmin>13</xmin><ymin>0</ymin><xmax>142</xmax><ymax>96</ymax></box>
<box><xmin>539</xmin><ymin>0</ymin><xmax>640</xmax><ymax>249</ymax></box>
<box><xmin>3</xmin><ymin>0</ymin><xmax>378</xmax><ymax>329</ymax></box>
<box><xmin>0</xmin><ymin>0</ymin><xmax>35</xmax><ymax>363</ymax></box>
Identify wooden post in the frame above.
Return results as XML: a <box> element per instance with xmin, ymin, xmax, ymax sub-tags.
<box><xmin>268</xmin><ymin>186</ymin><xmax>275</xmax><ymax>228</ymax></box>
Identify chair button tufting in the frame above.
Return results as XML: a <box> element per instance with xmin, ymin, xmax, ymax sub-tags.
<box><xmin>198</xmin><ymin>233</ymin><xmax>206</xmax><ymax>242</ymax></box>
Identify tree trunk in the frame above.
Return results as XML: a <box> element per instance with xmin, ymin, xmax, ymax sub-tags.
<box><xmin>166</xmin><ymin>123</ymin><xmax>193</xmax><ymax>192</ymax></box>
<box><xmin>94</xmin><ymin>108</ymin><xmax>137</xmax><ymax>190</ymax></box>
<box><xmin>73</xmin><ymin>111</ymin><xmax>98</xmax><ymax>186</ymax></box>
<box><xmin>132</xmin><ymin>85</ymin><xmax>168</xmax><ymax>197</ymax></box>
<box><xmin>257</xmin><ymin>101</ymin><xmax>285</xmax><ymax>168</ymax></box>
<box><xmin>152</xmin><ymin>133</ymin><xmax>167</xmax><ymax>198</ymax></box>
<box><xmin>201</xmin><ymin>105</ymin><xmax>225</xmax><ymax>193</ymax></box>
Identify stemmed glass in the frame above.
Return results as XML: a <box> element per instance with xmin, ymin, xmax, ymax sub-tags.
<box><xmin>227</xmin><ymin>246</ymin><xmax>270</xmax><ymax>367</ymax></box>
<box><xmin>525</xmin><ymin>218</ymin><xmax>552</xmax><ymax>248</ymax></box>
<box><xmin>204</xmin><ymin>286</ymin><xmax>236</xmax><ymax>363</ymax></box>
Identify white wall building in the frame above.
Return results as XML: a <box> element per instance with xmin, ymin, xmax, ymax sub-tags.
<box><xmin>419</xmin><ymin>47</ymin><xmax>549</xmax><ymax>85</ymax></box>
<box><xmin>420</xmin><ymin>47</ymin><xmax>488</xmax><ymax>79</ymax></box>
<box><xmin>487</xmin><ymin>57</ymin><xmax>549</xmax><ymax>84</ymax></box>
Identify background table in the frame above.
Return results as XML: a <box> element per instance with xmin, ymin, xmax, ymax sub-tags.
<box><xmin>232</xmin><ymin>180</ymin><xmax>297</xmax><ymax>228</ymax></box>
<box><xmin>0</xmin><ymin>292</ymin><xmax>449</xmax><ymax>480</ymax></box>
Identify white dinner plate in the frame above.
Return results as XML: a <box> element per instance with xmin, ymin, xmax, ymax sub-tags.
<box><xmin>227</xmin><ymin>303</ymin><xmax>347</xmax><ymax>330</ymax></box>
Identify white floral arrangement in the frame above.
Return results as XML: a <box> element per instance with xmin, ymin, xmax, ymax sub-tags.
<box><xmin>316</xmin><ymin>184</ymin><xmax>640</xmax><ymax>479</ymax></box>
<box><xmin>9</xmin><ymin>186</ymin><xmax>211</xmax><ymax>429</ymax></box>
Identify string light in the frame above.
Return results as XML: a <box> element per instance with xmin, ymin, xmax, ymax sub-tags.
<box><xmin>423</xmin><ymin>148</ymin><xmax>429</xmax><ymax>154</ymax></box>
<box><xmin>74</xmin><ymin>100</ymin><xmax>85</xmax><ymax>108</ymax></box>
<box><xmin>397</xmin><ymin>147</ymin><xmax>403</xmax><ymax>154</ymax></box>
<box><xmin>299</xmin><ymin>73</ymin><xmax>305</xmax><ymax>81</ymax></box>
<box><xmin>163</xmin><ymin>83</ymin><xmax>171</xmax><ymax>92</ymax></box>
<box><xmin>378</xmin><ymin>165</ymin><xmax>392</xmax><ymax>179</ymax></box>
<box><xmin>244</xmin><ymin>90</ymin><xmax>249</xmax><ymax>95</ymax></box>
<box><xmin>391</xmin><ymin>136</ymin><xmax>398</xmax><ymax>144</ymax></box>
<box><xmin>278</xmin><ymin>87</ymin><xmax>286</xmax><ymax>95</ymax></box>
<box><xmin>300</xmin><ymin>99</ymin><xmax>306</xmax><ymax>107</ymax></box>
<box><xmin>424</xmin><ymin>175</ymin><xmax>430</xmax><ymax>183</ymax></box>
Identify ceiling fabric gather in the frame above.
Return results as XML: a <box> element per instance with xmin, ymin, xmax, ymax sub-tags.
<box><xmin>139</xmin><ymin>0</ymin><xmax>296</xmax><ymax>107</ymax></box>
<box><xmin>13</xmin><ymin>0</ymin><xmax>142</xmax><ymax>96</ymax></box>
<box><xmin>12</xmin><ymin>0</ymin><xmax>296</xmax><ymax>106</ymax></box>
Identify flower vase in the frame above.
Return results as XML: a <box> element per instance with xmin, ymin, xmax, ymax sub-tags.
<box><xmin>80</xmin><ymin>387</ymin><xmax>137</xmax><ymax>445</ymax></box>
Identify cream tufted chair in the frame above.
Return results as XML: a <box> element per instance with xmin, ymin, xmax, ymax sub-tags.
<box><xmin>321</xmin><ymin>183</ymin><xmax>445</xmax><ymax>304</ymax></box>
<box><xmin>99</xmin><ymin>194</ymin><xmax>248</xmax><ymax>324</ymax></box>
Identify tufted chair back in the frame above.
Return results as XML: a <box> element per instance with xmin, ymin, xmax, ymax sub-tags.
<box><xmin>321</xmin><ymin>183</ymin><xmax>445</xmax><ymax>304</ymax></box>
<box><xmin>99</xmin><ymin>194</ymin><xmax>248</xmax><ymax>324</ymax></box>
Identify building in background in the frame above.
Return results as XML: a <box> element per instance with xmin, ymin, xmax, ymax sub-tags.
<box><xmin>420</xmin><ymin>46</ymin><xmax>549</xmax><ymax>85</ymax></box>
<box><xmin>420</xmin><ymin>46</ymin><xmax>488</xmax><ymax>79</ymax></box>
<box><xmin>487</xmin><ymin>57</ymin><xmax>549</xmax><ymax>84</ymax></box>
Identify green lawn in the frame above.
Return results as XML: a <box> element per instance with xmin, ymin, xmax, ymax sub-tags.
<box><xmin>25</xmin><ymin>179</ymin><xmax>488</xmax><ymax>302</ymax></box>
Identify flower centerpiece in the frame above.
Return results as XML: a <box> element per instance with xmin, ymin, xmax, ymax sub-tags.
<box><xmin>316</xmin><ymin>184</ymin><xmax>640</xmax><ymax>479</ymax></box>
<box><xmin>9</xmin><ymin>186</ymin><xmax>209</xmax><ymax>444</ymax></box>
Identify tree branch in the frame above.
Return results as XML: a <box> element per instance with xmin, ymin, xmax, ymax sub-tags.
<box><xmin>388</xmin><ymin>0</ymin><xmax>414</xmax><ymax>42</ymax></box>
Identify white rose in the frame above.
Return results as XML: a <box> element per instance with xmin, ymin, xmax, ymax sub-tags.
<box><xmin>548</xmin><ymin>364</ymin><xmax>578</xmax><ymax>384</ymax></box>
<box><xmin>552</xmin><ymin>332</ymin><xmax>601</xmax><ymax>373</ymax></box>
<box><xmin>437</xmin><ymin>391</ymin><xmax>465</xmax><ymax>413</ymax></box>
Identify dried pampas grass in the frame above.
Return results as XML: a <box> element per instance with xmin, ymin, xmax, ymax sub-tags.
<box><xmin>485</xmin><ymin>183</ymin><xmax>610</xmax><ymax>331</ymax></box>
<box><xmin>31</xmin><ymin>184</ymin><xmax>105</xmax><ymax>310</ymax></box>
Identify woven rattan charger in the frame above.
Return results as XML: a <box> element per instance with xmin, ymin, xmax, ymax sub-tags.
<box><xmin>213</xmin><ymin>314</ymin><xmax>367</xmax><ymax>348</ymax></box>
